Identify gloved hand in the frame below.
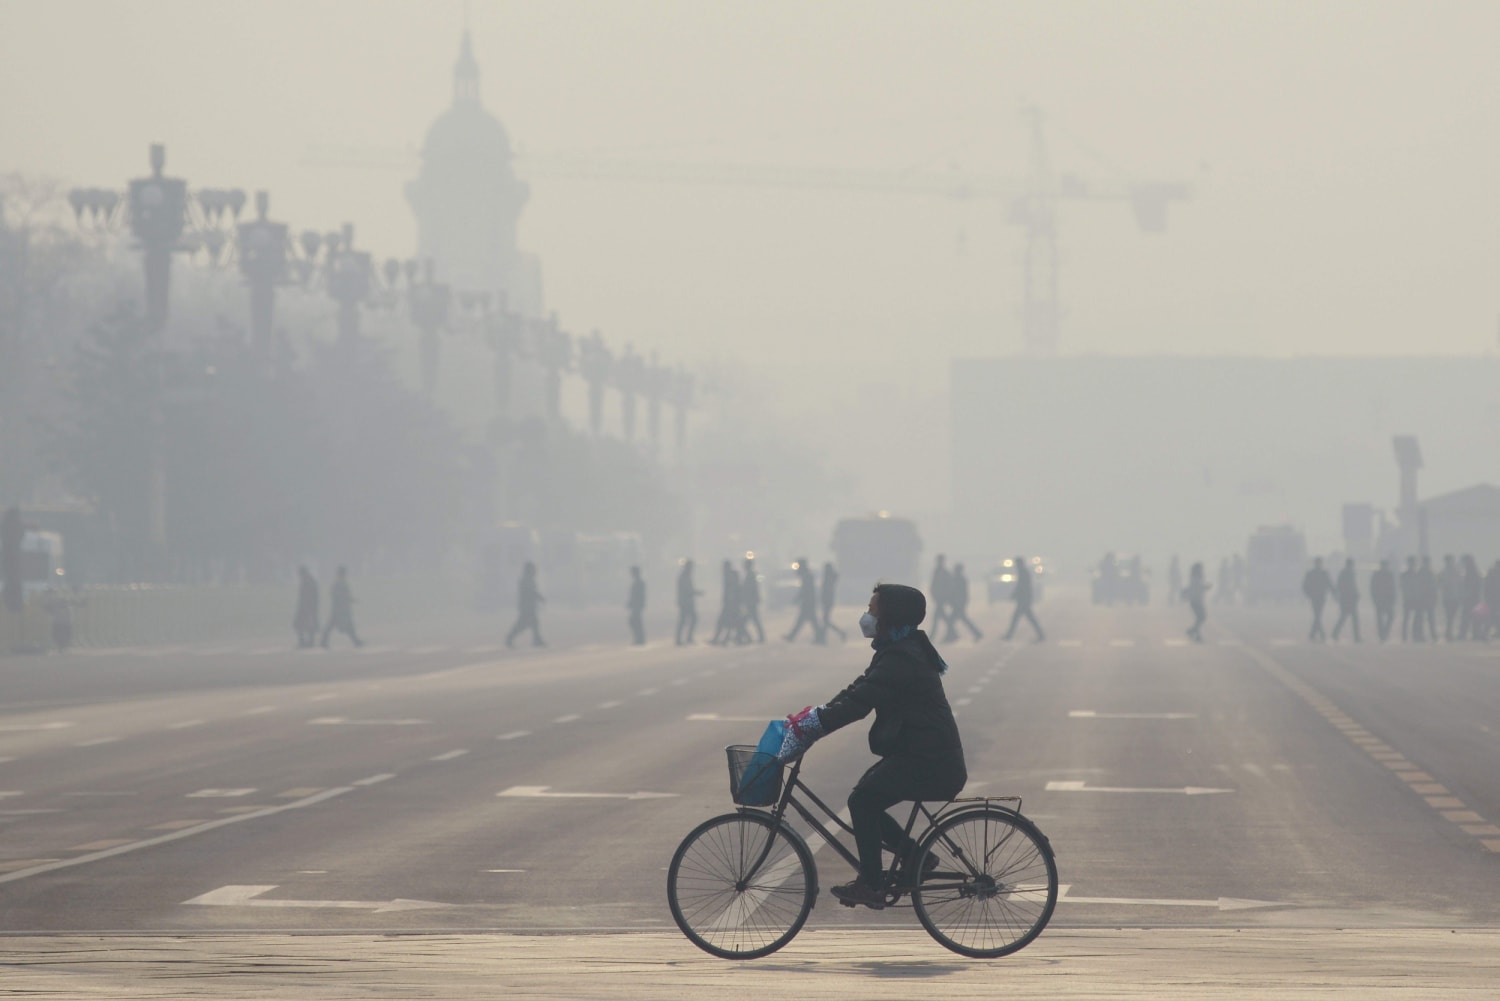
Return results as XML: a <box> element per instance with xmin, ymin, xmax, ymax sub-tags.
<box><xmin>777</xmin><ymin>705</ymin><xmax>826</xmax><ymax>761</ymax></box>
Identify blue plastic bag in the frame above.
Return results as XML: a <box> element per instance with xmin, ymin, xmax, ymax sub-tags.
<box><xmin>737</xmin><ymin>719</ymin><xmax>786</xmax><ymax>806</ymax></box>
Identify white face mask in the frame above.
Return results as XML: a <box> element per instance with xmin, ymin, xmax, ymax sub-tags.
<box><xmin>858</xmin><ymin>612</ymin><xmax>878</xmax><ymax>638</ymax></box>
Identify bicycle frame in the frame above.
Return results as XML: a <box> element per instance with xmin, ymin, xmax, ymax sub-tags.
<box><xmin>739</xmin><ymin>755</ymin><xmax>1026</xmax><ymax>902</ymax></box>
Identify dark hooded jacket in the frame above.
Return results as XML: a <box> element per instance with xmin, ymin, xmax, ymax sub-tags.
<box><xmin>817</xmin><ymin>629</ymin><xmax>967</xmax><ymax>788</ymax></box>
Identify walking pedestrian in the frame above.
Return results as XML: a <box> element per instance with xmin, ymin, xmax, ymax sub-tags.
<box><xmin>320</xmin><ymin>566</ymin><xmax>362</xmax><ymax>648</ymax></box>
<box><xmin>1459</xmin><ymin>555</ymin><xmax>1482</xmax><ymax>640</ymax></box>
<box><xmin>1370</xmin><ymin>559</ymin><xmax>1396</xmax><ymax>642</ymax></box>
<box><xmin>1302</xmin><ymin>557</ymin><xmax>1334</xmax><ymax>642</ymax></box>
<box><xmin>710</xmin><ymin>560</ymin><xmax>739</xmax><ymax>645</ymax></box>
<box><xmin>1331</xmin><ymin>557</ymin><xmax>1360</xmax><ymax>642</ymax></box>
<box><xmin>948</xmin><ymin>563</ymin><xmax>983</xmax><ymax>641</ymax></box>
<box><xmin>1440</xmin><ymin>554</ymin><xmax>1463</xmax><ymax>641</ymax></box>
<box><xmin>740</xmin><ymin>557</ymin><xmax>764</xmax><ymax>644</ymax></box>
<box><xmin>294</xmin><ymin>565</ymin><xmax>320</xmax><ymax>649</ymax></box>
<box><xmin>928</xmin><ymin>554</ymin><xmax>953</xmax><ymax>641</ymax></box>
<box><xmin>627</xmin><ymin>565</ymin><xmax>646</xmax><ymax>645</ymax></box>
<box><xmin>675</xmin><ymin>559</ymin><xmax>701</xmax><ymax>645</ymax></box>
<box><xmin>820</xmin><ymin>561</ymin><xmax>846</xmax><ymax>642</ymax></box>
<box><xmin>505</xmin><ymin>561</ymin><xmax>545</xmax><ymax>648</ymax></box>
<box><xmin>1002</xmin><ymin>554</ymin><xmax>1045</xmax><ymax>642</ymax></box>
<box><xmin>1399</xmin><ymin>556</ymin><xmax>1419</xmax><ymax>642</ymax></box>
<box><xmin>1416</xmin><ymin>556</ymin><xmax>1439</xmax><ymax>642</ymax></box>
<box><xmin>1183</xmin><ymin>562</ymin><xmax>1210</xmax><ymax>642</ymax></box>
<box><xmin>784</xmin><ymin>559</ymin><xmax>825</xmax><ymax>643</ymax></box>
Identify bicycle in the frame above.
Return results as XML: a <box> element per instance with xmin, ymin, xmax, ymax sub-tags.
<box><xmin>666</xmin><ymin>744</ymin><xmax>1059</xmax><ymax>960</ymax></box>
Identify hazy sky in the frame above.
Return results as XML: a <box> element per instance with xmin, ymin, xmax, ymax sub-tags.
<box><xmin>4</xmin><ymin>0</ymin><xmax>1499</xmax><ymax>398</ymax></box>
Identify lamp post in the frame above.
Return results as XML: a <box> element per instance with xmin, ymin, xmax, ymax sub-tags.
<box><xmin>325</xmin><ymin>223</ymin><xmax>373</xmax><ymax>345</ymax></box>
<box><xmin>235</xmin><ymin>191</ymin><xmax>289</xmax><ymax>367</ymax></box>
<box><xmin>128</xmin><ymin>144</ymin><xmax>189</xmax><ymax>333</ymax></box>
<box><xmin>406</xmin><ymin>258</ymin><xmax>451</xmax><ymax>399</ymax></box>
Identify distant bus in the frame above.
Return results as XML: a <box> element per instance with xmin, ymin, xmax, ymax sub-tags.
<box><xmin>830</xmin><ymin>513</ymin><xmax>923</xmax><ymax>604</ymax></box>
<box><xmin>1245</xmin><ymin>525</ymin><xmax>1307</xmax><ymax>604</ymax></box>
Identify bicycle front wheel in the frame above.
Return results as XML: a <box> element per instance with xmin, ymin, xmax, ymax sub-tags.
<box><xmin>912</xmin><ymin>807</ymin><xmax>1058</xmax><ymax>958</ymax></box>
<box><xmin>667</xmin><ymin>811</ymin><xmax>816</xmax><ymax>960</ymax></box>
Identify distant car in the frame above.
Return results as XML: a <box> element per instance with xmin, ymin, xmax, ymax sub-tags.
<box><xmin>987</xmin><ymin>556</ymin><xmax>1046</xmax><ymax>604</ymax></box>
<box><xmin>1091</xmin><ymin>555</ymin><xmax>1149</xmax><ymax>605</ymax></box>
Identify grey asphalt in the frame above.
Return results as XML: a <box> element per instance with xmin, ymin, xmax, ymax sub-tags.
<box><xmin>0</xmin><ymin>593</ymin><xmax>1496</xmax><ymax>995</ymax></box>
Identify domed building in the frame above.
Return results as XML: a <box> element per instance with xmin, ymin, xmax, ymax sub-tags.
<box><xmin>406</xmin><ymin>31</ymin><xmax>541</xmax><ymax>314</ymax></box>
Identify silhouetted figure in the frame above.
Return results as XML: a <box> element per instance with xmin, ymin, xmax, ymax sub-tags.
<box><xmin>710</xmin><ymin>561</ymin><xmax>739</xmax><ymax>645</ymax></box>
<box><xmin>740</xmin><ymin>558</ymin><xmax>764</xmax><ymax>644</ymax></box>
<box><xmin>1399</xmin><ymin>556</ymin><xmax>1419</xmax><ymax>642</ymax></box>
<box><xmin>784</xmin><ymin>560</ymin><xmax>824</xmax><ymax>644</ymax></box>
<box><xmin>506</xmin><ymin>561</ymin><xmax>545</xmax><ymax>648</ymax></box>
<box><xmin>1459</xmin><ymin>555</ymin><xmax>1482</xmax><ymax>641</ymax></box>
<box><xmin>1331</xmin><ymin>558</ymin><xmax>1360</xmax><ymax>642</ymax></box>
<box><xmin>1167</xmin><ymin>555</ymin><xmax>1182</xmax><ymax>606</ymax></box>
<box><xmin>1416</xmin><ymin>555</ymin><xmax>1438</xmax><ymax>642</ymax></box>
<box><xmin>1481</xmin><ymin>560</ymin><xmax>1500</xmax><ymax>641</ymax></box>
<box><xmin>675</xmin><ymin>559</ymin><xmax>701</xmax><ymax>646</ymax></box>
<box><xmin>320</xmin><ymin>566</ymin><xmax>362</xmax><ymax>648</ymax></box>
<box><xmin>627</xmin><ymin>565</ymin><xmax>646</xmax><ymax>645</ymax></box>
<box><xmin>1003</xmin><ymin>554</ymin><xmax>1044</xmax><ymax>641</ymax></box>
<box><xmin>948</xmin><ymin>562</ymin><xmax>983</xmax><ymax>641</ymax></box>
<box><xmin>1370</xmin><ymin>560</ymin><xmax>1396</xmax><ymax>642</ymax></box>
<box><xmin>294</xmin><ymin>565</ymin><xmax>320</xmax><ymax>648</ymax></box>
<box><xmin>1302</xmin><ymin>557</ymin><xmax>1334</xmax><ymax>642</ymax></box>
<box><xmin>929</xmin><ymin>554</ymin><xmax>952</xmax><ymax>638</ymax></box>
<box><xmin>1439</xmin><ymin>554</ymin><xmax>1463</xmax><ymax>641</ymax></box>
<box><xmin>1183</xmin><ymin>561</ymin><xmax>1210</xmax><ymax>642</ymax></box>
<box><xmin>820</xmin><ymin>561</ymin><xmax>845</xmax><ymax>642</ymax></box>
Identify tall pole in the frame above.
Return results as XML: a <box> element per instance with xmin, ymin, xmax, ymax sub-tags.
<box><xmin>237</xmin><ymin>191</ymin><xmax>288</xmax><ymax>369</ymax></box>
<box><xmin>129</xmin><ymin>144</ymin><xmax>188</xmax><ymax>335</ymax></box>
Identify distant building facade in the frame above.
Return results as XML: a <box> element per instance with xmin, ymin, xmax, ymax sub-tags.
<box><xmin>406</xmin><ymin>31</ymin><xmax>542</xmax><ymax>315</ymax></box>
<box><xmin>950</xmin><ymin>355</ymin><xmax>1500</xmax><ymax>570</ymax></box>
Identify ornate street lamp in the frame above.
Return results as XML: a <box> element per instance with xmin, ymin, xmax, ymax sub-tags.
<box><xmin>235</xmin><ymin>191</ymin><xmax>289</xmax><ymax>366</ymax></box>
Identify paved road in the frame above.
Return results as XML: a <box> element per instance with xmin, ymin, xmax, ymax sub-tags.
<box><xmin>0</xmin><ymin>594</ymin><xmax>1495</xmax><ymax>990</ymax></box>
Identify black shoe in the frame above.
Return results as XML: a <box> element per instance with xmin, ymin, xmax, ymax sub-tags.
<box><xmin>831</xmin><ymin>879</ymin><xmax>886</xmax><ymax>909</ymax></box>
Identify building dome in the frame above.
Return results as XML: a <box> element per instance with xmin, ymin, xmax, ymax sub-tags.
<box><xmin>406</xmin><ymin>30</ymin><xmax>531</xmax><ymax>301</ymax></box>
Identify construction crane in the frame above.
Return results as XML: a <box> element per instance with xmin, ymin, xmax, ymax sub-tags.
<box><xmin>303</xmin><ymin>106</ymin><xmax>1190</xmax><ymax>355</ymax></box>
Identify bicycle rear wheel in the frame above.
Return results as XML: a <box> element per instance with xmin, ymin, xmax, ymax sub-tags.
<box><xmin>912</xmin><ymin>807</ymin><xmax>1058</xmax><ymax>958</ymax></box>
<box><xmin>667</xmin><ymin>811</ymin><xmax>816</xmax><ymax>960</ymax></box>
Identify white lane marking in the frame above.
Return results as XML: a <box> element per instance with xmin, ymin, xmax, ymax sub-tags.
<box><xmin>498</xmin><ymin>785</ymin><xmax>677</xmax><ymax>801</ymax></box>
<box><xmin>1108</xmin><ymin>639</ymin><xmax>1136</xmax><ymax>648</ymax></box>
<box><xmin>308</xmin><ymin>693</ymin><xmax>337</xmax><ymax>702</ymax></box>
<box><xmin>1057</xmin><ymin>885</ymin><xmax>1282</xmax><ymax>910</ymax></box>
<box><xmin>552</xmin><ymin>714</ymin><xmax>581</xmax><ymax>724</ymax></box>
<box><xmin>182</xmin><ymin>884</ymin><xmax>450</xmax><ymax>912</ymax></box>
<box><xmin>1045</xmin><ymin>780</ymin><xmax>1233</xmax><ymax>796</ymax></box>
<box><xmin>686</xmin><ymin>713</ymin><xmax>774</xmax><ymax>722</ymax></box>
<box><xmin>0</xmin><ymin>809</ymin><xmax>62</xmax><ymax>815</ymax></box>
<box><xmin>306</xmin><ymin>717</ymin><xmax>428</xmax><ymax>726</ymax></box>
<box><xmin>431</xmin><ymin>749</ymin><xmax>469</xmax><ymax>762</ymax></box>
<box><xmin>0</xmin><ymin>722</ymin><xmax>73</xmax><ymax>732</ymax></box>
<box><xmin>497</xmin><ymin>730</ymin><xmax>530</xmax><ymax>741</ymax></box>
<box><xmin>1069</xmin><ymin>711</ymin><xmax>1197</xmax><ymax>720</ymax></box>
<box><xmin>597</xmin><ymin>701</ymin><xmax>623</xmax><ymax>710</ymax></box>
<box><xmin>0</xmin><ymin>791</ymin><xmax>23</xmax><ymax>799</ymax></box>
<box><xmin>167</xmin><ymin>720</ymin><xmax>205</xmax><ymax>730</ymax></box>
<box><xmin>1056</xmin><ymin>639</ymin><xmax>1083</xmax><ymax>648</ymax></box>
<box><xmin>63</xmin><ymin>791</ymin><xmax>136</xmax><ymax>797</ymax></box>
<box><xmin>187</xmin><ymin>788</ymin><xmax>257</xmax><ymax>798</ymax></box>
<box><xmin>242</xmin><ymin>706</ymin><xmax>276</xmax><ymax>715</ymax></box>
<box><xmin>966</xmin><ymin>686</ymin><xmax>982</xmax><ymax>694</ymax></box>
<box><xmin>485</xmin><ymin>868</ymin><xmax>526</xmax><ymax>873</ymax></box>
<box><xmin>954</xmin><ymin>698</ymin><xmax>973</xmax><ymax>707</ymax></box>
<box><xmin>75</xmin><ymin>737</ymin><xmax>121</xmax><ymax>747</ymax></box>
<box><xmin>636</xmin><ymin>688</ymin><xmax>658</xmax><ymax>696</ymax></box>
<box><xmin>353</xmin><ymin>773</ymin><xmax>395</xmax><ymax>786</ymax></box>
<box><xmin>0</xmin><ymin>787</ymin><xmax>355</xmax><ymax>886</ymax></box>
<box><xmin>0</xmin><ymin>756</ymin><xmax>13</xmax><ymax>763</ymax></box>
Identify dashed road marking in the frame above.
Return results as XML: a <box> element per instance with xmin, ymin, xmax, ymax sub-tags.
<box><xmin>187</xmin><ymin>788</ymin><xmax>257</xmax><ymax>798</ymax></box>
<box><xmin>553</xmin><ymin>714</ymin><xmax>581</xmax><ymax>724</ymax></box>
<box><xmin>353</xmin><ymin>774</ymin><xmax>394</xmax><ymax>786</ymax></box>
<box><xmin>497</xmin><ymin>730</ymin><xmax>530</xmax><ymax>741</ymax></box>
<box><xmin>431</xmin><ymin>749</ymin><xmax>469</xmax><ymax>761</ymax></box>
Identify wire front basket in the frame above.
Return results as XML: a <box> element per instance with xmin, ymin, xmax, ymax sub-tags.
<box><xmin>726</xmin><ymin>744</ymin><xmax>783</xmax><ymax>806</ymax></box>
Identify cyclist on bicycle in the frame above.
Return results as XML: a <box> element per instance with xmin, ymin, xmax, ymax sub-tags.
<box><xmin>779</xmin><ymin>582</ymin><xmax>967</xmax><ymax>908</ymax></box>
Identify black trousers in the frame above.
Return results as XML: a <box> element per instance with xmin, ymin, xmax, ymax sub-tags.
<box><xmin>676</xmin><ymin>605</ymin><xmax>697</xmax><ymax>644</ymax></box>
<box><xmin>847</xmin><ymin>756</ymin><xmax>965</xmax><ymax>885</ymax></box>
